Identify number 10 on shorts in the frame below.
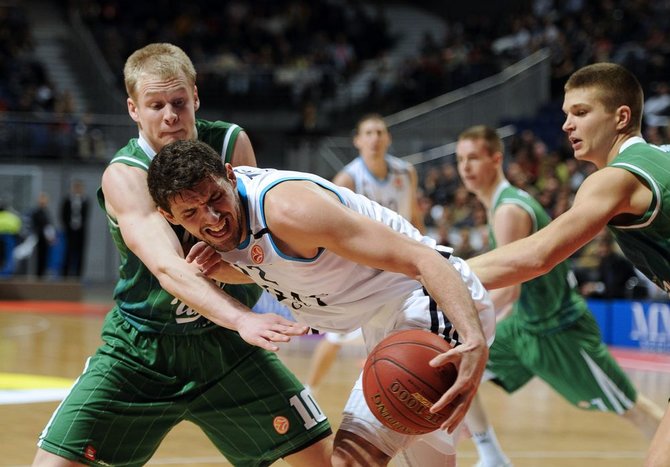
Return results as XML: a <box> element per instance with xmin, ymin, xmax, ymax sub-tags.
<box><xmin>290</xmin><ymin>389</ymin><xmax>327</xmax><ymax>429</ymax></box>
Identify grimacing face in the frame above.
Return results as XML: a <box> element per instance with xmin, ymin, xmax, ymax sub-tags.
<box><xmin>127</xmin><ymin>73</ymin><xmax>200</xmax><ymax>153</ymax></box>
<box><xmin>160</xmin><ymin>168</ymin><xmax>246</xmax><ymax>253</ymax></box>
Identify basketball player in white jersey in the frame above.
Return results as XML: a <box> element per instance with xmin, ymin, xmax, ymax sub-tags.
<box><xmin>305</xmin><ymin>113</ymin><xmax>425</xmax><ymax>396</ymax></box>
<box><xmin>147</xmin><ymin>139</ymin><xmax>495</xmax><ymax>466</ymax></box>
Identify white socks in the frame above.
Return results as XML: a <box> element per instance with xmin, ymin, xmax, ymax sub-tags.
<box><xmin>471</xmin><ymin>426</ymin><xmax>512</xmax><ymax>467</ymax></box>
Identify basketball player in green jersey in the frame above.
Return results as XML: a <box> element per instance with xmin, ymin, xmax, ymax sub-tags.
<box><xmin>32</xmin><ymin>43</ymin><xmax>333</xmax><ymax>466</ymax></box>
<box><xmin>456</xmin><ymin>125</ymin><xmax>663</xmax><ymax>467</ymax></box>
<box><xmin>462</xmin><ymin>63</ymin><xmax>670</xmax><ymax>466</ymax></box>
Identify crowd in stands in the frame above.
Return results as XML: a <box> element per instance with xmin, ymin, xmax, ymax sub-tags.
<box><xmin>4</xmin><ymin>0</ymin><xmax>670</xmax><ymax>122</ymax></box>
<box><xmin>2</xmin><ymin>1</ymin><xmax>670</xmax><ymax>298</ymax></box>
<box><xmin>75</xmin><ymin>0</ymin><xmax>392</xmax><ymax>111</ymax></box>
<box><xmin>6</xmin><ymin>0</ymin><xmax>670</xmax><ymax>148</ymax></box>
<box><xmin>354</xmin><ymin>0</ymin><xmax>670</xmax><ymax>119</ymax></box>
<box><xmin>0</xmin><ymin>4</ymin><xmax>52</xmax><ymax>113</ymax></box>
<box><xmin>0</xmin><ymin>3</ymin><xmax>87</xmax><ymax>160</ymax></box>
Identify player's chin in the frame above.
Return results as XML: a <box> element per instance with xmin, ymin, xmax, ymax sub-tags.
<box><xmin>161</xmin><ymin>132</ymin><xmax>187</xmax><ymax>144</ymax></box>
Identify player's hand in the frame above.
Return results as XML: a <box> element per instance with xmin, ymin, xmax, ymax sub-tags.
<box><xmin>235</xmin><ymin>312</ymin><xmax>309</xmax><ymax>352</ymax></box>
<box><xmin>186</xmin><ymin>241</ymin><xmax>225</xmax><ymax>277</ymax></box>
<box><xmin>428</xmin><ymin>338</ymin><xmax>488</xmax><ymax>433</ymax></box>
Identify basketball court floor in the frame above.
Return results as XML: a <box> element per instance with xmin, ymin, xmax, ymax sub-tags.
<box><xmin>2</xmin><ymin>292</ymin><xmax>668</xmax><ymax>466</ymax></box>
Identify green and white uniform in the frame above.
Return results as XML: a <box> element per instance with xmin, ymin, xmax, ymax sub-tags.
<box><xmin>37</xmin><ymin>120</ymin><xmax>331</xmax><ymax>466</ymax></box>
<box><xmin>485</xmin><ymin>180</ymin><xmax>637</xmax><ymax>413</ymax></box>
<box><xmin>609</xmin><ymin>137</ymin><xmax>670</xmax><ymax>295</ymax></box>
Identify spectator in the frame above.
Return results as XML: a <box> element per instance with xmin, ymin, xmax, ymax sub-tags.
<box><xmin>60</xmin><ymin>179</ymin><xmax>89</xmax><ymax>278</ymax></box>
<box><xmin>580</xmin><ymin>231</ymin><xmax>642</xmax><ymax>299</ymax></box>
<box><xmin>0</xmin><ymin>199</ymin><xmax>22</xmax><ymax>276</ymax></box>
<box><xmin>30</xmin><ymin>192</ymin><xmax>56</xmax><ymax>278</ymax></box>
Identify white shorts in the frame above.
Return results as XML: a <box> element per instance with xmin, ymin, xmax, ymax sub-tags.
<box><xmin>324</xmin><ymin>329</ymin><xmax>363</xmax><ymax>344</ymax></box>
<box><xmin>340</xmin><ymin>373</ymin><xmax>461</xmax><ymax>457</ymax></box>
<box><xmin>339</xmin><ymin>254</ymin><xmax>495</xmax><ymax>457</ymax></box>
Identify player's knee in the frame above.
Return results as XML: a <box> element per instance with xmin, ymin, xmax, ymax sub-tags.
<box><xmin>332</xmin><ymin>429</ymin><xmax>391</xmax><ymax>466</ymax></box>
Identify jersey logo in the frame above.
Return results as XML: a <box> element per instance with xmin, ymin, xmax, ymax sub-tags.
<box><xmin>251</xmin><ymin>245</ymin><xmax>264</xmax><ymax>264</ymax></box>
<box><xmin>273</xmin><ymin>416</ymin><xmax>290</xmax><ymax>434</ymax></box>
<box><xmin>84</xmin><ymin>444</ymin><xmax>97</xmax><ymax>461</ymax></box>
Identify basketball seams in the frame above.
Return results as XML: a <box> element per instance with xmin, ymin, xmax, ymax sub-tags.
<box><xmin>370</xmin><ymin>356</ymin><xmax>446</xmax><ymax>395</ymax></box>
<box><xmin>362</xmin><ymin>330</ymin><xmax>458</xmax><ymax>435</ymax></box>
<box><xmin>367</xmin><ymin>362</ymin><xmax>435</xmax><ymax>434</ymax></box>
<box><xmin>373</xmin><ymin>358</ymin><xmax>444</xmax><ymax>431</ymax></box>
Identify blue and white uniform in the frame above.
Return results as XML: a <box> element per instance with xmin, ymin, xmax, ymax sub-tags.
<box><xmin>332</xmin><ymin>155</ymin><xmax>417</xmax><ymax>343</ymax></box>
<box><xmin>341</xmin><ymin>154</ymin><xmax>415</xmax><ymax>220</ymax></box>
<box><xmin>220</xmin><ymin>166</ymin><xmax>495</xmax><ymax>456</ymax></box>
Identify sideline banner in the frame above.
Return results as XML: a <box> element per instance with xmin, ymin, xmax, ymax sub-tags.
<box><xmin>588</xmin><ymin>299</ymin><xmax>670</xmax><ymax>352</ymax></box>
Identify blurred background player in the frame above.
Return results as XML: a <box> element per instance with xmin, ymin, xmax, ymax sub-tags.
<box><xmin>457</xmin><ymin>125</ymin><xmax>663</xmax><ymax>467</ymax></box>
<box><xmin>305</xmin><ymin>113</ymin><xmax>425</xmax><ymax>395</ymax></box>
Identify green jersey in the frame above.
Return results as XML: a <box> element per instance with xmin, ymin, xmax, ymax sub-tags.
<box><xmin>608</xmin><ymin>138</ymin><xmax>670</xmax><ymax>294</ymax></box>
<box><xmin>489</xmin><ymin>181</ymin><xmax>586</xmax><ymax>333</ymax></box>
<box><xmin>97</xmin><ymin>119</ymin><xmax>262</xmax><ymax>334</ymax></box>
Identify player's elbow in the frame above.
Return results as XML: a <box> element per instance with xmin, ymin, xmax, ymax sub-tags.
<box><xmin>527</xmin><ymin>251</ymin><xmax>557</xmax><ymax>277</ymax></box>
<box><xmin>153</xmin><ymin>263</ymin><xmax>179</xmax><ymax>291</ymax></box>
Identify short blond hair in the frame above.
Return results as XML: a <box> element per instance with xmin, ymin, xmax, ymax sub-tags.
<box><xmin>458</xmin><ymin>125</ymin><xmax>503</xmax><ymax>155</ymax></box>
<box><xmin>123</xmin><ymin>43</ymin><xmax>196</xmax><ymax>99</ymax></box>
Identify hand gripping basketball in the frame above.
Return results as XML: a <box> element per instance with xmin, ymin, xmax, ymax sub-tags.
<box><xmin>362</xmin><ymin>330</ymin><xmax>457</xmax><ymax>434</ymax></box>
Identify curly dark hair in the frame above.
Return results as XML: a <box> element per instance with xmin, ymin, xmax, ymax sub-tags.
<box><xmin>148</xmin><ymin>139</ymin><xmax>226</xmax><ymax>213</ymax></box>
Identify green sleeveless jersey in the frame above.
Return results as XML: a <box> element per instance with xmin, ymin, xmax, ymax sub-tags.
<box><xmin>96</xmin><ymin>119</ymin><xmax>262</xmax><ymax>334</ymax></box>
<box><xmin>608</xmin><ymin>139</ymin><xmax>670</xmax><ymax>294</ymax></box>
<box><xmin>489</xmin><ymin>181</ymin><xmax>586</xmax><ymax>333</ymax></box>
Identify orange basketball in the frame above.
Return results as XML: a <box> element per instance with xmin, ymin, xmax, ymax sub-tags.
<box><xmin>362</xmin><ymin>329</ymin><xmax>457</xmax><ymax>435</ymax></box>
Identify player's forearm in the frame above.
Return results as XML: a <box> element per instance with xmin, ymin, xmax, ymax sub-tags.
<box><xmin>468</xmin><ymin>244</ymin><xmax>551</xmax><ymax>289</ymax></box>
<box><xmin>154</xmin><ymin>258</ymin><xmax>251</xmax><ymax>330</ymax></box>
<box><xmin>420</xmin><ymin>254</ymin><xmax>486</xmax><ymax>347</ymax></box>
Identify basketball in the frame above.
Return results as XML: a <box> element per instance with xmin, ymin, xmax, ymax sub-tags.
<box><xmin>362</xmin><ymin>329</ymin><xmax>457</xmax><ymax>435</ymax></box>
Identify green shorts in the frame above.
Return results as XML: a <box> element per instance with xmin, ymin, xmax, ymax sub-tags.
<box><xmin>487</xmin><ymin>311</ymin><xmax>637</xmax><ymax>413</ymax></box>
<box><xmin>38</xmin><ymin>308</ymin><xmax>331</xmax><ymax>466</ymax></box>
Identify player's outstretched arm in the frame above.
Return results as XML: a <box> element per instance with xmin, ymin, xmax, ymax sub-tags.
<box><xmin>264</xmin><ymin>181</ymin><xmax>489</xmax><ymax>432</ymax></box>
<box><xmin>102</xmin><ymin>164</ymin><xmax>307</xmax><ymax>351</ymax></box>
<box><xmin>468</xmin><ymin>168</ymin><xmax>643</xmax><ymax>289</ymax></box>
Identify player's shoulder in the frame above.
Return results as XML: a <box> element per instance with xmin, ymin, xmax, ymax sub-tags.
<box><xmin>109</xmin><ymin>139</ymin><xmax>151</xmax><ymax>170</ymax></box>
<box><xmin>196</xmin><ymin>118</ymin><xmax>241</xmax><ymax>132</ymax></box>
<box><xmin>385</xmin><ymin>154</ymin><xmax>410</xmax><ymax>168</ymax></box>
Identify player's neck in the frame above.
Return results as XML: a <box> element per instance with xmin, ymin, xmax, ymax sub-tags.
<box><xmin>363</xmin><ymin>154</ymin><xmax>388</xmax><ymax>179</ymax></box>
<box><xmin>477</xmin><ymin>176</ymin><xmax>505</xmax><ymax>209</ymax></box>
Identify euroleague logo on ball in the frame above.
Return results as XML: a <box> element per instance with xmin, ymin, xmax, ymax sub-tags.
<box><xmin>251</xmin><ymin>245</ymin><xmax>264</xmax><ymax>264</ymax></box>
<box><xmin>273</xmin><ymin>416</ymin><xmax>290</xmax><ymax>434</ymax></box>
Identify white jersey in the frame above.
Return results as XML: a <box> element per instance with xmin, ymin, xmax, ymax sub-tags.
<box><xmin>225</xmin><ymin>166</ymin><xmax>430</xmax><ymax>334</ymax></box>
<box><xmin>342</xmin><ymin>155</ymin><xmax>415</xmax><ymax>220</ymax></box>
<box><xmin>222</xmin><ymin>167</ymin><xmax>494</xmax><ymax>348</ymax></box>
<box><xmin>223</xmin><ymin>167</ymin><xmax>494</xmax><ymax>458</ymax></box>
